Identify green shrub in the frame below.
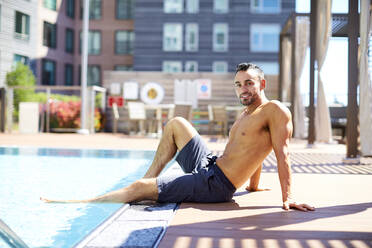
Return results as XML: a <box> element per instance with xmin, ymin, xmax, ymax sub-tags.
<box><xmin>5</xmin><ymin>63</ymin><xmax>36</xmax><ymax>117</ymax></box>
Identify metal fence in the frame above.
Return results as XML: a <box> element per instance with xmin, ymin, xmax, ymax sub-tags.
<box><xmin>2</xmin><ymin>85</ymin><xmax>106</xmax><ymax>134</ymax></box>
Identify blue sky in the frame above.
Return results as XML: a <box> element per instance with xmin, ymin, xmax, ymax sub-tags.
<box><xmin>295</xmin><ymin>0</ymin><xmax>349</xmax><ymax>106</ymax></box>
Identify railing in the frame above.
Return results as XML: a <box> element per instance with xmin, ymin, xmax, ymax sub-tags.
<box><xmin>0</xmin><ymin>218</ymin><xmax>29</xmax><ymax>248</ymax></box>
<box><xmin>14</xmin><ymin>32</ymin><xmax>29</xmax><ymax>41</ymax></box>
<box><xmin>5</xmin><ymin>85</ymin><xmax>106</xmax><ymax>134</ymax></box>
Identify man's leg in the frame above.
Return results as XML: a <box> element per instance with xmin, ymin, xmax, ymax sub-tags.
<box><xmin>41</xmin><ymin>178</ymin><xmax>158</xmax><ymax>203</ymax></box>
<box><xmin>143</xmin><ymin>117</ymin><xmax>198</xmax><ymax>178</ymax></box>
<box><xmin>41</xmin><ymin>117</ymin><xmax>197</xmax><ymax>204</ymax></box>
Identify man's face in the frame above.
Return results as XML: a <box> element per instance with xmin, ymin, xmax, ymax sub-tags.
<box><xmin>233</xmin><ymin>69</ymin><xmax>265</xmax><ymax>106</ymax></box>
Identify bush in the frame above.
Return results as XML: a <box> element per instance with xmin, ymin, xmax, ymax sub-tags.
<box><xmin>5</xmin><ymin>63</ymin><xmax>105</xmax><ymax>131</ymax></box>
<box><xmin>30</xmin><ymin>92</ymin><xmax>80</xmax><ymax>103</ymax></box>
<box><xmin>49</xmin><ymin>100</ymin><xmax>104</xmax><ymax>131</ymax></box>
<box><xmin>5</xmin><ymin>63</ymin><xmax>36</xmax><ymax>117</ymax></box>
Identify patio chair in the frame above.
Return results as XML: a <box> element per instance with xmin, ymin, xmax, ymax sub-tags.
<box><xmin>168</xmin><ymin>103</ymin><xmax>193</xmax><ymax>121</ymax></box>
<box><xmin>127</xmin><ymin>101</ymin><xmax>146</xmax><ymax>135</ymax></box>
<box><xmin>208</xmin><ymin>105</ymin><xmax>228</xmax><ymax>137</ymax></box>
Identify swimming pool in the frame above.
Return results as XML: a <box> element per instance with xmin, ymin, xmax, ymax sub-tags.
<box><xmin>0</xmin><ymin>147</ymin><xmax>156</xmax><ymax>248</ymax></box>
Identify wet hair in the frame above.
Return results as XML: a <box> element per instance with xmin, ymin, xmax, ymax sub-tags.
<box><xmin>235</xmin><ymin>62</ymin><xmax>265</xmax><ymax>79</ymax></box>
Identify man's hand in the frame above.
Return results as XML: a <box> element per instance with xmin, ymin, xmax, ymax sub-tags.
<box><xmin>245</xmin><ymin>186</ymin><xmax>270</xmax><ymax>192</ymax></box>
<box><xmin>283</xmin><ymin>200</ymin><xmax>315</xmax><ymax>211</ymax></box>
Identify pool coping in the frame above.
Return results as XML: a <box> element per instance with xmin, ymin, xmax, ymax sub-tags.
<box><xmin>73</xmin><ymin>163</ymin><xmax>182</xmax><ymax>248</ymax></box>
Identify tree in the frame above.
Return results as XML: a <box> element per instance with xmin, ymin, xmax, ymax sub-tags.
<box><xmin>5</xmin><ymin>62</ymin><xmax>36</xmax><ymax>117</ymax></box>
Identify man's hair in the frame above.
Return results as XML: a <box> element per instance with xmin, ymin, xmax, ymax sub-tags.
<box><xmin>235</xmin><ymin>62</ymin><xmax>265</xmax><ymax>80</ymax></box>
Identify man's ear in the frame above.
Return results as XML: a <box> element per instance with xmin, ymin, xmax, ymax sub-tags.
<box><xmin>260</xmin><ymin>79</ymin><xmax>266</xmax><ymax>90</ymax></box>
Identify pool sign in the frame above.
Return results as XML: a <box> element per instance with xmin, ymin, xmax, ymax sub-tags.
<box><xmin>196</xmin><ymin>79</ymin><xmax>212</xmax><ymax>99</ymax></box>
<box><xmin>110</xmin><ymin>82</ymin><xmax>121</xmax><ymax>95</ymax></box>
<box><xmin>123</xmin><ymin>81</ymin><xmax>139</xmax><ymax>100</ymax></box>
<box><xmin>141</xmin><ymin>82</ymin><xmax>165</xmax><ymax>105</ymax></box>
<box><xmin>108</xmin><ymin>96</ymin><xmax>124</xmax><ymax>107</ymax></box>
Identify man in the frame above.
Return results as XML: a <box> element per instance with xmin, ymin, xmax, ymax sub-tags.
<box><xmin>41</xmin><ymin>63</ymin><xmax>314</xmax><ymax>211</ymax></box>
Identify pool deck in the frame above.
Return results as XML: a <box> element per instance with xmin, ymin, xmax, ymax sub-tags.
<box><xmin>1</xmin><ymin>133</ymin><xmax>372</xmax><ymax>248</ymax></box>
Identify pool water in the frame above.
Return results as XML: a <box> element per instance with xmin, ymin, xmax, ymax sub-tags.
<box><xmin>0</xmin><ymin>147</ymin><xmax>155</xmax><ymax>248</ymax></box>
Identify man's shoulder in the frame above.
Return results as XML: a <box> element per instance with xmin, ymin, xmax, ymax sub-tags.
<box><xmin>264</xmin><ymin>100</ymin><xmax>292</xmax><ymax>119</ymax></box>
<box><xmin>264</xmin><ymin>100</ymin><xmax>290</xmax><ymax>112</ymax></box>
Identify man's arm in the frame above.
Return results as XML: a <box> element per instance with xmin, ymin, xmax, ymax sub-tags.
<box><xmin>245</xmin><ymin>164</ymin><xmax>270</xmax><ymax>192</ymax></box>
<box><xmin>269</xmin><ymin>102</ymin><xmax>314</xmax><ymax>211</ymax></box>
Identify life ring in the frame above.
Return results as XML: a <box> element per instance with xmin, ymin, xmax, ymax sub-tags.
<box><xmin>140</xmin><ymin>82</ymin><xmax>165</xmax><ymax>105</ymax></box>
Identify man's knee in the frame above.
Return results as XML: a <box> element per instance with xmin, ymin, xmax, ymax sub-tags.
<box><xmin>166</xmin><ymin>117</ymin><xmax>188</xmax><ymax>129</ymax></box>
<box><xmin>166</xmin><ymin>117</ymin><xmax>195</xmax><ymax>134</ymax></box>
<box><xmin>132</xmin><ymin>178</ymin><xmax>158</xmax><ymax>200</ymax></box>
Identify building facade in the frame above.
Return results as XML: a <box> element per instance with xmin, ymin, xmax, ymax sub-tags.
<box><xmin>0</xmin><ymin>0</ymin><xmax>39</xmax><ymax>87</ymax></box>
<box><xmin>133</xmin><ymin>0</ymin><xmax>295</xmax><ymax>74</ymax></box>
<box><xmin>0</xmin><ymin>0</ymin><xmax>135</xmax><ymax>87</ymax></box>
<box><xmin>0</xmin><ymin>0</ymin><xmax>294</xmax><ymax>88</ymax></box>
<box><xmin>35</xmin><ymin>0</ymin><xmax>135</xmax><ymax>86</ymax></box>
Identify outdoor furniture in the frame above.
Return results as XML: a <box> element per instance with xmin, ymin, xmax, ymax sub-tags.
<box><xmin>168</xmin><ymin>103</ymin><xmax>193</xmax><ymax>121</ymax></box>
<box><xmin>127</xmin><ymin>101</ymin><xmax>146</xmax><ymax>135</ymax></box>
<box><xmin>208</xmin><ymin>105</ymin><xmax>228</xmax><ymax>136</ymax></box>
<box><xmin>144</xmin><ymin>104</ymin><xmax>174</xmax><ymax>137</ymax></box>
<box><xmin>329</xmin><ymin>106</ymin><xmax>347</xmax><ymax>141</ymax></box>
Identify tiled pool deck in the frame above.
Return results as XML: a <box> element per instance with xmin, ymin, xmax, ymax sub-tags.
<box><xmin>1</xmin><ymin>133</ymin><xmax>372</xmax><ymax>248</ymax></box>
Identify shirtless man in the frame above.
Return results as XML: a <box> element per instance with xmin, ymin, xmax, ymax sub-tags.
<box><xmin>41</xmin><ymin>62</ymin><xmax>314</xmax><ymax>211</ymax></box>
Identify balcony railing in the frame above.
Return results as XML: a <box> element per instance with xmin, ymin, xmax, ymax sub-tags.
<box><xmin>14</xmin><ymin>32</ymin><xmax>29</xmax><ymax>41</ymax></box>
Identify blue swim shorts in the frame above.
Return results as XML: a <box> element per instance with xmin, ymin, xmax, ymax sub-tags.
<box><xmin>156</xmin><ymin>135</ymin><xmax>236</xmax><ymax>203</ymax></box>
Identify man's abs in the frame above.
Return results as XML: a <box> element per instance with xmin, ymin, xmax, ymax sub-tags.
<box><xmin>216</xmin><ymin>143</ymin><xmax>272</xmax><ymax>188</ymax></box>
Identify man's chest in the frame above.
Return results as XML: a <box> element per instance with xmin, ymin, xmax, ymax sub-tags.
<box><xmin>229</xmin><ymin>112</ymin><xmax>269</xmax><ymax>137</ymax></box>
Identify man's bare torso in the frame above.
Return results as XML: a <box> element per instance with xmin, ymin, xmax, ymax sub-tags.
<box><xmin>216</xmin><ymin>100</ymin><xmax>286</xmax><ymax>188</ymax></box>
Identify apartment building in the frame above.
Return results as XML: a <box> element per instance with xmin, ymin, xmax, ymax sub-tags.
<box><xmin>0</xmin><ymin>0</ymin><xmax>135</xmax><ymax>87</ymax></box>
<box><xmin>0</xmin><ymin>0</ymin><xmax>294</xmax><ymax>87</ymax></box>
<box><xmin>0</xmin><ymin>0</ymin><xmax>38</xmax><ymax>87</ymax></box>
<box><xmin>37</xmin><ymin>0</ymin><xmax>135</xmax><ymax>86</ymax></box>
<box><xmin>133</xmin><ymin>0</ymin><xmax>295</xmax><ymax>74</ymax></box>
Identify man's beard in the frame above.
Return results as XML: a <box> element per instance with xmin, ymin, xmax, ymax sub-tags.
<box><xmin>239</xmin><ymin>94</ymin><xmax>258</xmax><ymax>106</ymax></box>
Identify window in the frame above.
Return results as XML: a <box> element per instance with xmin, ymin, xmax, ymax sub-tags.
<box><xmin>115</xmin><ymin>31</ymin><xmax>135</xmax><ymax>54</ymax></box>
<box><xmin>15</xmin><ymin>11</ymin><xmax>30</xmax><ymax>40</ymax></box>
<box><xmin>163</xmin><ymin>61</ymin><xmax>182</xmax><ymax>73</ymax></box>
<box><xmin>164</xmin><ymin>0</ymin><xmax>183</xmax><ymax>13</ymax></box>
<box><xmin>116</xmin><ymin>0</ymin><xmax>134</xmax><ymax>19</ymax></box>
<box><xmin>251</xmin><ymin>61</ymin><xmax>278</xmax><ymax>74</ymax></box>
<box><xmin>43</xmin><ymin>0</ymin><xmax>57</xmax><ymax>11</ymax></box>
<box><xmin>114</xmin><ymin>65</ymin><xmax>133</xmax><ymax>71</ymax></box>
<box><xmin>185</xmin><ymin>23</ymin><xmax>198</xmax><ymax>52</ymax></box>
<box><xmin>251</xmin><ymin>0</ymin><xmax>280</xmax><ymax>13</ymax></box>
<box><xmin>80</xmin><ymin>30</ymin><xmax>101</xmax><ymax>54</ymax></box>
<box><xmin>250</xmin><ymin>24</ymin><xmax>280</xmax><ymax>52</ymax></box>
<box><xmin>66</xmin><ymin>0</ymin><xmax>75</xmax><ymax>18</ymax></box>
<box><xmin>185</xmin><ymin>61</ymin><xmax>198</xmax><ymax>72</ymax></box>
<box><xmin>13</xmin><ymin>54</ymin><xmax>29</xmax><ymax>66</ymax></box>
<box><xmin>88</xmin><ymin>31</ymin><xmax>100</xmax><ymax>54</ymax></box>
<box><xmin>80</xmin><ymin>0</ymin><xmax>101</xmax><ymax>19</ymax></box>
<box><xmin>88</xmin><ymin>65</ymin><xmax>101</xmax><ymax>86</ymax></box>
<box><xmin>43</xmin><ymin>22</ymin><xmax>57</xmax><ymax>48</ymax></box>
<box><xmin>65</xmin><ymin>64</ymin><xmax>74</xmax><ymax>85</ymax></box>
<box><xmin>214</xmin><ymin>0</ymin><xmax>228</xmax><ymax>13</ymax></box>
<box><xmin>213</xmin><ymin>61</ymin><xmax>228</xmax><ymax>73</ymax></box>
<box><xmin>42</xmin><ymin>59</ymin><xmax>56</xmax><ymax>85</ymax></box>
<box><xmin>186</xmin><ymin>0</ymin><xmax>199</xmax><ymax>13</ymax></box>
<box><xmin>213</xmin><ymin>23</ymin><xmax>228</xmax><ymax>52</ymax></box>
<box><xmin>163</xmin><ymin>23</ymin><xmax>183</xmax><ymax>51</ymax></box>
<box><xmin>65</xmin><ymin>28</ymin><xmax>74</xmax><ymax>53</ymax></box>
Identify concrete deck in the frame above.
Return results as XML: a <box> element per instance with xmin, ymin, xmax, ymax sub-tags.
<box><xmin>1</xmin><ymin>133</ymin><xmax>372</xmax><ymax>248</ymax></box>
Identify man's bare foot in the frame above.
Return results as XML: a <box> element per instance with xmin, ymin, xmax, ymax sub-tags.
<box><xmin>40</xmin><ymin>197</ymin><xmax>54</xmax><ymax>203</ymax></box>
<box><xmin>40</xmin><ymin>197</ymin><xmax>80</xmax><ymax>203</ymax></box>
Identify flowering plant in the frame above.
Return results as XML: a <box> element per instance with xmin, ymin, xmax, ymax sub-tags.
<box><xmin>48</xmin><ymin>101</ymin><xmax>104</xmax><ymax>131</ymax></box>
